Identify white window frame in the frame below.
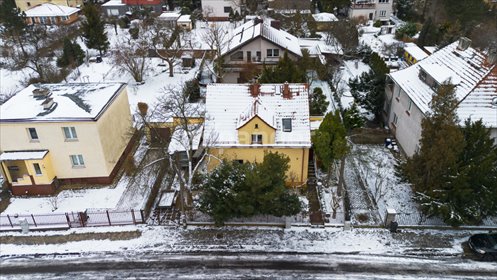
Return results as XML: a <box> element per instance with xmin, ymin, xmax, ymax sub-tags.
<box><xmin>33</xmin><ymin>163</ymin><xmax>42</xmax><ymax>175</ymax></box>
<box><xmin>267</xmin><ymin>49</ymin><xmax>280</xmax><ymax>57</ymax></box>
<box><xmin>63</xmin><ymin>126</ymin><xmax>78</xmax><ymax>141</ymax></box>
<box><xmin>251</xmin><ymin>134</ymin><xmax>263</xmax><ymax>144</ymax></box>
<box><xmin>70</xmin><ymin>155</ymin><xmax>85</xmax><ymax>167</ymax></box>
<box><xmin>282</xmin><ymin>118</ymin><xmax>292</xmax><ymax>132</ymax></box>
<box><xmin>379</xmin><ymin>10</ymin><xmax>387</xmax><ymax>17</ymax></box>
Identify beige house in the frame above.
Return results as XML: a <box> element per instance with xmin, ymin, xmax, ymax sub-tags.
<box><xmin>15</xmin><ymin>0</ymin><xmax>83</xmax><ymax>12</ymax></box>
<box><xmin>349</xmin><ymin>0</ymin><xmax>393</xmax><ymax>22</ymax></box>
<box><xmin>385</xmin><ymin>38</ymin><xmax>497</xmax><ymax>157</ymax></box>
<box><xmin>203</xmin><ymin>83</ymin><xmax>311</xmax><ymax>186</ymax></box>
<box><xmin>219</xmin><ymin>19</ymin><xmax>302</xmax><ymax>83</ymax></box>
<box><xmin>0</xmin><ymin>83</ymin><xmax>134</xmax><ymax>196</ymax></box>
<box><xmin>24</xmin><ymin>3</ymin><xmax>80</xmax><ymax>25</ymax></box>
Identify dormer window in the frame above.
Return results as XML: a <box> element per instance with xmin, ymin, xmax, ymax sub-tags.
<box><xmin>282</xmin><ymin>118</ymin><xmax>292</xmax><ymax>132</ymax></box>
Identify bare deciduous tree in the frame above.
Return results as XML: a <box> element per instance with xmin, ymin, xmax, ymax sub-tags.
<box><xmin>150</xmin><ymin>21</ymin><xmax>183</xmax><ymax>77</ymax></box>
<box><xmin>112</xmin><ymin>23</ymin><xmax>150</xmax><ymax>83</ymax></box>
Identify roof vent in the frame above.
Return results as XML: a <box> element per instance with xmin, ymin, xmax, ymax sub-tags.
<box><xmin>33</xmin><ymin>87</ymin><xmax>50</xmax><ymax>99</ymax></box>
<box><xmin>41</xmin><ymin>97</ymin><xmax>54</xmax><ymax>110</ymax></box>
<box><xmin>457</xmin><ymin>37</ymin><xmax>471</xmax><ymax>51</ymax></box>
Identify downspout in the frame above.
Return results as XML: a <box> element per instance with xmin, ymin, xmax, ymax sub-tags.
<box><xmin>301</xmin><ymin>148</ymin><xmax>305</xmax><ymax>183</ymax></box>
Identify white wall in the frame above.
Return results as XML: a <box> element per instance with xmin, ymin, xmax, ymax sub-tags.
<box><xmin>223</xmin><ymin>38</ymin><xmax>299</xmax><ymax>65</ymax></box>
<box><xmin>202</xmin><ymin>0</ymin><xmax>241</xmax><ymax>19</ymax></box>
<box><xmin>387</xmin><ymin>83</ymin><xmax>424</xmax><ymax>157</ymax></box>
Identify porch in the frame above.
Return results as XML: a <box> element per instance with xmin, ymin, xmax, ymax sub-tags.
<box><xmin>0</xmin><ymin>150</ymin><xmax>57</xmax><ymax>196</ymax></box>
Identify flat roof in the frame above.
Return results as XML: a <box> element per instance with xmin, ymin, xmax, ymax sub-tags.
<box><xmin>0</xmin><ymin>150</ymin><xmax>48</xmax><ymax>161</ymax></box>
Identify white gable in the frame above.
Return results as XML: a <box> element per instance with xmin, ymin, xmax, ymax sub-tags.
<box><xmin>222</xmin><ymin>20</ymin><xmax>302</xmax><ymax>57</ymax></box>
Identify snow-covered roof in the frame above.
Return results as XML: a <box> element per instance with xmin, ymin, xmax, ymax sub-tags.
<box><xmin>299</xmin><ymin>38</ymin><xmax>343</xmax><ymax>57</ymax></box>
<box><xmin>158</xmin><ymin>12</ymin><xmax>181</xmax><ymax>21</ymax></box>
<box><xmin>404</xmin><ymin>43</ymin><xmax>428</xmax><ymax>61</ymax></box>
<box><xmin>389</xmin><ymin>40</ymin><xmax>497</xmax><ymax>127</ymax></box>
<box><xmin>423</xmin><ymin>46</ymin><xmax>437</xmax><ymax>55</ymax></box>
<box><xmin>204</xmin><ymin>83</ymin><xmax>311</xmax><ymax>147</ymax></box>
<box><xmin>0</xmin><ymin>83</ymin><xmax>126</xmax><ymax>122</ymax></box>
<box><xmin>0</xmin><ymin>150</ymin><xmax>48</xmax><ymax>161</ymax></box>
<box><xmin>25</xmin><ymin>3</ymin><xmax>79</xmax><ymax>17</ymax></box>
<box><xmin>222</xmin><ymin>20</ymin><xmax>302</xmax><ymax>57</ymax></box>
<box><xmin>177</xmin><ymin>15</ymin><xmax>191</xmax><ymax>23</ymax></box>
<box><xmin>168</xmin><ymin>125</ymin><xmax>203</xmax><ymax>154</ymax></box>
<box><xmin>102</xmin><ymin>0</ymin><xmax>126</xmax><ymax>6</ymax></box>
<box><xmin>312</xmin><ymin>12</ymin><xmax>338</xmax><ymax>22</ymax></box>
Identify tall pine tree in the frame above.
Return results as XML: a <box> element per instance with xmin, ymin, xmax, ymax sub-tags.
<box><xmin>0</xmin><ymin>0</ymin><xmax>27</xmax><ymax>55</ymax></box>
<box><xmin>81</xmin><ymin>3</ymin><xmax>109</xmax><ymax>55</ymax></box>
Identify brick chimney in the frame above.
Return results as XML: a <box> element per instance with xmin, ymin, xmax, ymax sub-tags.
<box><xmin>250</xmin><ymin>83</ymin><xmax>260</xmax><ymax>97</ymax></box>
<box><xmin>282</xmin><ymin>82</ymin><xmax>291</xmax><ymax>99</ymax></box>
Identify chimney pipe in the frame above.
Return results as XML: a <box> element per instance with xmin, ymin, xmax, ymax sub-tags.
<box><xmin>487</xmin><ymin>49</ymin><xmax>497</xmax><ymax>65</ymax></box>
<box><xmin>457</xmin><ymin>37</ymin><xmax>472</xmax><ymax>51</ymax></box>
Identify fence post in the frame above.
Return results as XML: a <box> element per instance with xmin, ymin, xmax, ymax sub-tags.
<box><xmin>7</xmin><ymin>214</ymin><xmax>13</xmax><ymax>228</ymax></box>
<box><xmin>140</xmin><ymin>210</ymin><xmax>145</xmax><ymax>223</ymax></box>
<box><xmin>65</xmin><ymin>213</ymin><xmax>71</xmax><ymax>228</ymax></box>
<box><xmin>131</xmin><ymin>209</ymin><xmax>136</xmax><ymax>224</ymax></box>
<box><xmin>31</xmin><ymin>214</ymin><xmax>38</xmax><ymax>227</ymax></box>
<box><xmin>106</xmin><ymin>210</ymin><xmax>111</xmax><ymax>226</ymax></box>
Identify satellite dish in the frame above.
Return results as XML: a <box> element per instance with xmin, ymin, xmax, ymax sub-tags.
<box><xmin>492</xmin><ymin>97</ymin><xmax>497</xmax><ymax>107</ymax></box>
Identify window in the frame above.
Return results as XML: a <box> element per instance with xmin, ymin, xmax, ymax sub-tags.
<box><xmin>255</xmin><ymin>124</ymin><xmax>259</xmax><ymax>129</ymax></box>
<box><xmin>379</xmin><ymin>10</ymin><xmax>386</xmax><ymax>17</ymax></box>
<box><xmin>224</xmin><ymin>6</ymin><xmax>232</xmax><ymax>13</ymax></box>
<box><xmin>282</xmin><ymin>118</ymin><xmax>292</xmax><ymax>132</ymax></box>
<box><xmin>27</xmin><ymin>2</ymin><xmax>31</xmax><ymax>6</ymax></box>
<box><xmin>251</xmin><ymin>134</ymin><xmax>263</xmax><ymax>144</ymax></box>
<box><xmin>230</xmin><ymin>51</ymin><xmax>243</xmax><ymax>61</ymax></box>
<box><xmin>63</xmin><ymin>127</ymin><xmax>78</xmax><ymax>140</ymax></box>
<box><xmin>70</xmin><ymin>155</ymin><xmax>85</xmax><ymax>167</ymax></box>
<box><xmin>393</xmin><ymin>113</ymin><xmax>398</xmax><ymax>125</ymax></box>
<box><xmin>33</xmin><ymin>163</ymin><xmax>42</xmax><ymax>175</ymax></box>
<box><xmin>266</xmin><ymin>49</ymin><xmax>279</xmax><ymax>57</ymax></box>
<box><xmin>379</xmin><ymin>0</ymin><xmax>389</xmax><ymax>3</ymax></box>
<box><xmin>28</xmin><ymin>128</ymin><xmax>39</xmax><ymax>141</ymax></box>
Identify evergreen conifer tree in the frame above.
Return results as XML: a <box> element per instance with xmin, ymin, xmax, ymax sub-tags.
<box><xmin>57</xmin><ymin>37</ymin><xmax>85</xmax><ymax>68</ymax></box>
<box><xmin>81</xmin><ymin>3</ymin><xmax>110</xmax><ymax>55</ymax></box>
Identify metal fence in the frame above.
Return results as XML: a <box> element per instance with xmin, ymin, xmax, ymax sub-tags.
<box><xmin>0</xmin><ymin>209</ymin><xmax>145</xmax><ymax>231</ymax></box>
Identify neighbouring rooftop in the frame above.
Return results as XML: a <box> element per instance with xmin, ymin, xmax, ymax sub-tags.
<box><xmin>404</xmin><ymin>43</ymin><xmax>429</xmax><ymax>61</ymax></box>
<box><xmin>0</xmin><ymin>83</ymin><xmax>126</xmax><ymax>122</ymax></box>
<box><xmin>204</xmin><ymin>83</ymin><xmax>311</xmax><ymax>147</ymax></box>
<box><xmin>222</xmin><ymin>19</ymin><xmax>302</xmax><ymax>57</ymax></box>
<box><xmin>25</xmin><ymin>3</ymin><xmax>80</xmax><ymax>17</ymax></box>
<box><xmin>312</xmin><ymin>12</ymin><xmax>339</xmax><ymax>22</ymax></box>
<box><xmin>389</xmin><ymin>40</ymin><xmax>497</xmax><ymax>127</ymax></box>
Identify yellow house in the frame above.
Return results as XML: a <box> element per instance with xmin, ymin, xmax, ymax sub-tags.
<box><xmin>204</xmin><ymin>83</ymin><xmax>311</xmax><ymax>186</ymax></box>
<box><xmin>0</xmin><ymin>83</ymin><xmax>133</xmax><ymax>196</ymax></box>
<box><xmin>15</xmin><ymin>0</ymin><xmax>83</xmax><ymax>12</ymax></box>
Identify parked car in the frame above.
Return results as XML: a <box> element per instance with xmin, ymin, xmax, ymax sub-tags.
<box><xmin>468</xmin><ymin>233</ymin><xmax>497</xmax><ymax>261</ymax></box>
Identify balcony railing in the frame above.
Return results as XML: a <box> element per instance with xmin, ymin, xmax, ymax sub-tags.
<box><xmin>350</xmin><ymin>3</ymin><xmax>376</xmax><ymax>9</ymax></box>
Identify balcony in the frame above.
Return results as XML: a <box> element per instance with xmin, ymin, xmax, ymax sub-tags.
<box><xmin>350</xmin><ymin>3</ymin><xmax>376</xmax><ymax>9</ymax></box>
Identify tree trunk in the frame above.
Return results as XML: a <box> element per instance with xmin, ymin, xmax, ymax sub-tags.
<box><xmin>337</xmin><ymin>157</ymin><xmax>345</xmax><ymax>197</ymax></box>
<box><xmin>168</xmin><ymin>60</ymin><xmax>174</xmax><ymax>77</ymax></box>
<box><xmin>332</xmin><ymin>209</ymin><xmax>337</xmax><ymax>219</ymax></box>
